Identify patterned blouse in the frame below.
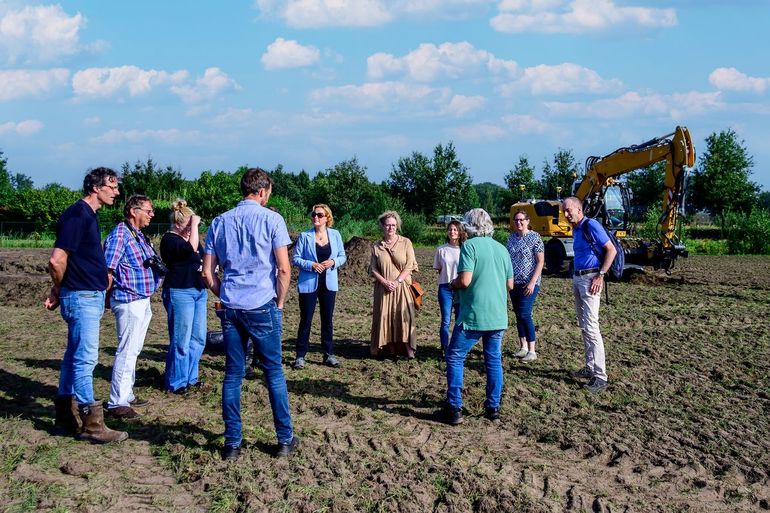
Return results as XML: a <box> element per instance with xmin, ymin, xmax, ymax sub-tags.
<box><xmin>506</xmin><ymin>231</ymin><xmax>545</xmax><ymax>286</ymax></box>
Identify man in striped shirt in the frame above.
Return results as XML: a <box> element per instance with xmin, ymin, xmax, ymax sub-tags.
<box><xmin>104</xmin><ymin>194</ymin><xmax>162</xmax><ymax>419</ymax></box>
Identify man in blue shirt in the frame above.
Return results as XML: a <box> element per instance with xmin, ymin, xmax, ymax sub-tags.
<box><xmin>104</xmin><ymin>194</ymin><xmax>161</xmax><ymax>420</ymax></box>
<box><xmin>562</xmin><ymin>196</ymin><xmax>617</xmax><ymax>393</ymax></box>
<box><xmin>45</xmin><ymin>167</ymin><xmax>128</xmax><ymax>443</ymax></box>
<box><xmin>204</xmin><ymin>167</ymin><xmax>298</xmax><ymax>460</ymax></box>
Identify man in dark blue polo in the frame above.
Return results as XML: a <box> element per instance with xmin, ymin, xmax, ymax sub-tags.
<box><xmin>204</xmin><ymin>167</ymin><xmax>298</xmax><ymax>460</ymax></box>
<box><xmin>45</xmin><ymin>167</ymin><xmax>128</xmax><ymax>443</ymax></box>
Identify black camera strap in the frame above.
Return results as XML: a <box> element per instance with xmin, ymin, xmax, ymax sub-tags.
<box><xmin>124</xmin><ymin>222</ymin><xmax>157</xmax><ymax>262</ymax></box>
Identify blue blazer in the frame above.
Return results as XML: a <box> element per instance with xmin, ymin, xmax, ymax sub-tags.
<box><xmin>292</xmin><ymin>228</ymin><xmax>347</xmax><ymax>293</ymax></box>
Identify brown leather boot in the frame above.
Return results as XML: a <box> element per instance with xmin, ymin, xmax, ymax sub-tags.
<box><xmin>53</xmin><ymin>395</ymin><xmax>82</xmax><ymax>436</ymax></box>
<box><xmin>78</xmin><ymin>402</ymin><xmax>128</xmax><ymax>444</ymax></box>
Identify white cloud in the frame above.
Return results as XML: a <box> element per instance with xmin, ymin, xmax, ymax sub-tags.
<box><xmin>0</xmin><ymin>119</ymin><xmax>44</xmax><ymax>136</ymax></box>
<box><xmin>491</xmin><ymin>0</ymin><xmax>677</xmax><ymax>33</ymax></box>
<box><xmin>310</xmin><ymin>81</ymin><xmax>449</xmax><ymax>111</ymax></box>
<box><xmin>709</xmin><ymin>67</ymin><xmax>769</xmax><ymax>94</ymax></box>
<box><xmin>170</xmin><ymin>68</ymin><xmax>241</xmax><ymax>103</ymax></box>
<box><xmin>72</xmin><ymin>66</ymin><xmax>188</xmax><ymax>98</ymax></box>
<box><xmin>501</xmin><ymin>113</ymin><xmax>551</xmax><ymax>133</ymax></box>
<box><xmin>449</xmin><ymin>122</ymin><xmax>508</xmax><ymax>141</ymax></box>
<box><xmin>83</xmin><ymin>116</ymin><xmax>101</xmax><ymax>126</ymax></box>
<box><xmin>544</xmin><ymin>90</ymin><xmax>723</xmax><ymax>120</ymax></box>
<box><xmin>499</xmin><ymin>63</ymin><xmax>622</xmax><ymax>95</ymax></box>
<box><xmin>449</xmin><ymin>113</ymin><xmax>551</xmax><ymax>141</ymax></box>
<box><xmin>262</xmin><ymin>38</ymin><xmax>321</xmax><ymax>70</ymax></box>
<box><xmin>91</xmin><ymin>128</ymin><xmax>201</xmax><ymax>145</ymax></box>
<box><xmin>0</xmin><ymin>68</ymin><xmax>69</xmax><ymax>101</ymax></box>
<box><xmin>367</xmin><ymin>42</ymin><xmax>518</xmax><ymax>82</ymax></box>
<box><xmin>0</xmin><ymin>4</ymin><xmax>88</xmax><ymax>64</ymax></box>
<box><xmin>443</xmin><ymin>94</ymin><xmax>486</xmax><ymax>116</ymax></box>
<box><xmin>254</xmin><ymin>0</ymin><xmax>492</xmax><ymax>28</ymax></box>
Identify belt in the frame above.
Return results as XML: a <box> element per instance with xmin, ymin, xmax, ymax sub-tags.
<box><xmin>574</xmin><ymin>268</ymin><xmax>600</xmax><ymax>276</ymax></box>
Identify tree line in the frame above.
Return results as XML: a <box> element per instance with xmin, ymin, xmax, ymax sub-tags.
<box><xmin>1</xmin><ymin>129</ymin><xmax>768</xmax><ymax>239</ymax></box>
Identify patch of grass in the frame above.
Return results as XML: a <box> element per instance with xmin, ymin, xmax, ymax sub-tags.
<box><xmin>208</xmin><ymin>486</ymin><xmax>238</xmax><ymax>513</ymax></box>
<box><xmin>28</xmin><ymin>443</ymin><xmax>61</xmax><ymax>469</ymax></box>
<box><xmin>4</xmin><ymin>480</ymin><xmax>41</xmax><ymax>513</ymax></box>
<box><xmin>0</xmin><ymin>445</ymin><xmax>25</xmax><ymax>473</ymax></box>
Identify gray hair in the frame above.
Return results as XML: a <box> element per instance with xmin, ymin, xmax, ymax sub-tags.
<box><xmin>463</xmin><ymin>208</ymin><xmax>494</xmax><ymax>237</ymax></box>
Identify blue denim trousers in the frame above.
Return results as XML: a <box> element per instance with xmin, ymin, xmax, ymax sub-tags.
<box><xmin>58</xmin><ymin>288</ymin><xmax>105</xmax><ymax>406</ymax></box>
<box><xmin>163</xmin><ymin>287</ymin><xmax>208</xmax><ymax>392</ymax></box>
<box><xmin>296</xmin><ymin>286</ymin><xmax>337</xmax><ymax>358</ymax></box>
<box><xmin>437</xmin><ymin>283</ymin><xmax>459</xmax><ymax>354</ymax></box>
<box><xmin>509</xmin><ymin>284</ymin><xmax>540</xmax><ymax>342</ymax></box>
<box><xmin>445</xmin><ymin>325</ymin><xmax>504</xmax><ymax>410</ymax></box>
<box><xmin>221</xmin><ymin>301</ymin><xmax>293</xmax><ymax>447</ymax></box>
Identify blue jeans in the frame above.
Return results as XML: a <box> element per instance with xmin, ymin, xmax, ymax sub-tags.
<box><xmin>510</xmin><ymin>284</ymin><xmax>539</xmax><ymax>342</ymax></box>
<box><xmin>296</xmin><ymin>286</ymin><xmax>337</xmax><ymax>358</ymax></box>
<box><xmin>445</xmin><ymin>325</ymin><xmax>504</xmax><ymax>410</ymax></box>
<box><xmin>163</xmin><ymin>287</ymin><xmax>208</xmax><ymax>392</ymax></box>
<box><xmin>58</xmin><ymin>288</ymin><xmax>105</xmax><ymax>406</ymax></box>
<box><xmin>221</xmin><ymin>301</ymin><xmax>293</xmax><ymax>447</ymax></box>
<box><xmin>437</xmin><ymin>284</ymin><xmax>458</xmax><ymax>354</ymax></box>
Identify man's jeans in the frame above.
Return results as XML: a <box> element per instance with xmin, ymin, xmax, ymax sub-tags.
<box><xmin>572</xmin><ymin>274</ymin><xmax>607</xmax><ymax>381</ymax></box>
<box><xmin>445</xmin><ymin>325</ymin><xmax>504</xmax><ymax>410</ymax></box>
<box><xmin>437</xmin><ymin>284</ymin><xmax>458</xmax><ymax>354</ymax></box>
<box><xmin>58</xmin><ymin>288</ymin><xmax>105</xmax><ymax>406</ymax></box>
<box><xmin>163</xmin><ymin>287</ymin><xmax>207</xmax><ymax>392</ymax></box>
<box><xmin>108</xmin><ymin>297</ymin><xmax>152</xmax><ymax>408</ymax></box>
<box><xmin>510</xmin><ymin>284</ymin><xmax>540</xmax><ymax>342</ymax></box>
<box><xmin>221</xmin><ymin>301</ymin><xmax>293</xmax><ymax>447</ymax></box>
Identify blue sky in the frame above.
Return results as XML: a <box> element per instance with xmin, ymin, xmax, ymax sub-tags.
<box><xmin>1</xmin><ymin>0</ymin><xmax>769</xmax><ymax>193</ymax></box>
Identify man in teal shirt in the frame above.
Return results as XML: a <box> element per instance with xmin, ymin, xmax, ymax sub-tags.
<box><xmin>443</xmin><ymin>209</ymin><xmax>513</xmax><ymax>425</ymax></box>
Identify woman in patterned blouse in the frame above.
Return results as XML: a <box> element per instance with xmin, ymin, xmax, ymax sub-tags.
<box><xmin>506</xmin><ymin>210</ymin><xmax>545</xmax><ymax>363</ymax></box>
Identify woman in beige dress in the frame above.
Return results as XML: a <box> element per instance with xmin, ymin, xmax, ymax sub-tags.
<box><xmin>369</xmin><ymin>211</ymin><xmax>419</xmax><ymax>359</ymax></box>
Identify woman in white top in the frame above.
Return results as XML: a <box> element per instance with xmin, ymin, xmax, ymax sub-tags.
<box><xmin>432</xmin><ymin>220</ymin><xmax>466</xmax><ymax>356</ymax></box>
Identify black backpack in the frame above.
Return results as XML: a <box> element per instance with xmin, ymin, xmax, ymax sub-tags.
<box><xmin>581</xmin><ymin>219</ymin><xmax>624</xmax><ymax>282</ymax></box>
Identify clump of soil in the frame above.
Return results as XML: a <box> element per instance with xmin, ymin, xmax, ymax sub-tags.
<box><xmin>339</xmin><ymin>236</ymin><xmax>374</xmax><ymax>286</ymax></box>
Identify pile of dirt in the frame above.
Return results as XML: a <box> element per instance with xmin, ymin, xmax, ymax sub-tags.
<box><xmin>338</xmin><ymin>236</ymin><xmax>374</xmax><ymax>286</ymax></box>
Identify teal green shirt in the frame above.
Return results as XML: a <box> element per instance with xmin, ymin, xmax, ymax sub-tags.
<box><xmin>457</xmin><ymin>236</ymin><xmax>513</xmax><ymax>331</ymax></box>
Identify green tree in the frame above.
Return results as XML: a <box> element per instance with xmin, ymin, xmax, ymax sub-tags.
<box><xmin>475</xmin><ymin>182</ymin><xmax>514</xmax><ymax>218</ymax></box>
<box><xmin>388</xmin><ymin>142</ymin><xmax>477</xmax><ymax>219</ymax></box>
<box><xmin>0</xmin><ymin>151</ymin><xmax>12</xmax><ymax>217</ymax></box>
<box><xmin>186</xmin><ymin>169</ymin><xmax>244</xmax><ymax>221</ymax></box>
<box><xmin>270</xmin><ymin>164</ymin><xmax>311</xmax><ymax>210</ymax></box>
<box><xmin>690</xmin><ymin>129</ymin><xmax>758</xmax><ymax>218</ymax></box>
<box><xmin>308</xmin><ymin>157</ymin><xmax>391</xmax><ymax>220</ymax></box>
<box><xmin>758</xmin><ymin>190</ymin><xmax>770</xmax><ymax>211</ymax></box>
<box><xmin>504</xmin><ymin>155</ymin><xmax>540</xmax><ymax>200</ymax></box>
<box><xmin>120</xmin><ymin>157</ymin><xmax>186</xmax><ymax>201</ymax></box>
<box><xmin>626</xmin><ymin>161</ymin><xmax>665</xmax><ymax>218</ymax></box>
<box><xmin>539</xmin><ymin>148</ymin><xmax>579</xmax><ymax>199</ymax></box>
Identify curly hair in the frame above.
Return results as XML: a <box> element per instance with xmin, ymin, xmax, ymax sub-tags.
<box><xmin>463</xmin><ymin>208</ymin><xmax>495</xmax><ymax>238</ymax></box>
<box><xmin>169</xmin><ymin>198</ymin><xmax>195</xmax><ymax>227</ymax></box>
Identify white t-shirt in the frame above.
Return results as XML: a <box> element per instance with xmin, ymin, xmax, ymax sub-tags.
<box><xmin>433</xmin><ymin>243</ymin><xmax>461</xmax><ymax>285</ymax></box>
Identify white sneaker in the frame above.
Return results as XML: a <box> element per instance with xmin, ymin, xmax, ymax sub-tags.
<box><xmin>514</xmin><ymin>348</ymin><xmax>528</xmax><ymax>358</ymax></box>
<box><xmin>521</xmin><ymin>351</ymin><xmax>537</xmax><ymax>363</ymax></box>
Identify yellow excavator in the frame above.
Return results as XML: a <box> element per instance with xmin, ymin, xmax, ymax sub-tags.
<box><xmin>510</xmin><ymin>126</ymin><xmax>696</xmax><ymax>275</ymax></box>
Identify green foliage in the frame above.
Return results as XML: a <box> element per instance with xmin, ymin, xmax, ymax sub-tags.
<box><xmin>271</xmin><ymin>164</ymin><xmax>311</xmax><ymax>209</ymax></box>
<box><xmin>504</xmin><ymin>155</ymin><xmax>541</xmax><ymax>199</ymax></box>
<box><xmin>8</xmin><ymin>185</ymin><xmax>80</xmax><ymax>225</ymax></box>
<box><xmin>722</xmin><ymin>209</ymin><xmax>770</xmax><ymax>255</ymax></box>
<box><xmin>186</xmin><ymin>169</ymin><xmax>243</xmax><ymax>221</ymax></box>
<box><xmin>334</xmin><ymin>215</ymin><xmax>381</xmax><ymax>242</ymax></box>
<box><xmin>399</xmin><ymin>211</ymin><xmax>426</xmax><ymax>242</ymax></box>
<box><xmin>120</xmin><ymin>157</ymin><xmax>187</xmax><ymax>201</ymax></box>
<box><xmin>689</xmin><ymin>129</ymin><xmax>758</xmax><ymax>218</ymax></box>
<box><xmin>267</xmin><ymin>194</ymin><xmax>305</xmax><ymax>226</ymax></box>
<box><xmin>686</xmin><ymin>238</ymin><xmax>728</xmax><ymax>256</ymax></box>
<box><xmin>758</xmin><ymin>190</ymin><xmax>770</xmax><ymax>211</ymax></box>
<box><xmin>539</xmin><ymin>148</ymin><xmax>579</xmax><ymax>199</ymax></box>
<box><xmin>388</xmin><ymin>142</ymin><xmax>477</xmax><ymax>219</ymax></box>
<box><xmin>475</xmin><ymin>182</ymin><xmax>514</xmax><ymax>218</ymax></box>
<box><xmin>626</xmin><ymin>162</ymin><xmax>665</xmax><ymax>218</ymax></box>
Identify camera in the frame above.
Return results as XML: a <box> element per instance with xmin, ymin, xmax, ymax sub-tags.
<box><xmin>143</xmin><ymin>255</ymin><xmax>168</xmax><ymax>276</ymax></box>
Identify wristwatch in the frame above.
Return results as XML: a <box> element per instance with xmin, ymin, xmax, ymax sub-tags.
<box><xmin>397</xmin><ymin>278</ymin><xmax>403</xmax><ymax>283</ymax></box>
<box><xmin>598</xmin><ymin>270</ymin><xmax>606</xmax><ymax>277</ymax></box>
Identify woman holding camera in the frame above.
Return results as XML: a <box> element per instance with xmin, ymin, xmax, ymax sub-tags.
<box><xmin>160</xmin><ymin>199</ymin><xmax>207</xmax><ymax>394</ymax></box>
<box><xmin>291</xmin><ymin>204</ymin><xmax>347</xmax><ymax>369</ymax></box>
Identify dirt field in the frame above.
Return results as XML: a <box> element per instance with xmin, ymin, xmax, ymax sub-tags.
<box><xmin>1</xmin><ymin>244</ymin><xmax>769</xmax><ymax>512</ymax></box>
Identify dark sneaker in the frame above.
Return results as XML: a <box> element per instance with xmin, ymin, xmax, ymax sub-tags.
<box><xmin>484</xmin><ymin>407</ymin><xmax>500</xmax><ymax>422</ymax></box>
<box><xmin>584</xmin><ymin>377</ymin><xmax>608</xmax><ymax>394</ymax></box>
<box><xmin>291</xmin><ymin>357</ymin><xmax>305</xmax><ymax>370</ymax></box>
<box><xmin>221</xmin><ymin>445</ymin><xmax>241</xmax><ymax>461</ymax></box>
<box><xmin>572</xmin><ymin>367</ymin><xmax>593</xmax><ymax>380</ymax></box>
<box><xmin>276</xmin><ymin>436</ymin><xmax>300</xmax><ymax>458</ymax></box>
<box><xmin>244</xmin><ymin>366</ymin><xmax>257</xmax><ymax>380</ymax></box>
<box><xmin>129</xmin><ymin>396</ymin><xmax>149</xmax><ymax>407</ymax></box>
<box><xmin>440</xmin><ymin>406</ymin><xmax>463</xmax><ymax>426</ymax></box>
<box><xmin>323</xmin><ymin>355</ymin><xmax>340</xmax><ymax>368</ymax></box>
<box><xmin>170</xmin><ymin>386</ymin><xmax>189</xmax><ymax>396</ymax></box>
<box><xmin>105</xmin><ymin>406</ymin><xmax>142</xmax><ymax>421</ymax></box>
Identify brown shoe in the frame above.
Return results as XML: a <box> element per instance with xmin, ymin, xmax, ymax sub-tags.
<box><xmin>53</xmin><ymin>395</ymin><xmax>82</xmax><ymax>436</ymax></box>
<box><xmin>78</xmin><ymin>403</ymin><xmax>128</xmax><ymax>444</ymax></box>
<box><xmin>105</xmin><ymin>406</ymin><xmax>142</xmax><ymax>421</ymax></box>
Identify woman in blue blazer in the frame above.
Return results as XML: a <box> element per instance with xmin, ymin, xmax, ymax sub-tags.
<box><xmin>291</xmin><ymin>203</ymin><xmax>347</xmax><ymax>369</ymax></box>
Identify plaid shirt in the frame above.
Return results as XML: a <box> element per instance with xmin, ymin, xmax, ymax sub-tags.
<box><xmin>104</xmin><ymin>221</ymin><xmax>161</xmax><ymax>302</ymax></box>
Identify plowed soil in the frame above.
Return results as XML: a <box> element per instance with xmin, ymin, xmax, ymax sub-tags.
<box><xmin>1</xmin><ymin>246</ymin><xmax>769</xmax><ymax>512</ymax></box>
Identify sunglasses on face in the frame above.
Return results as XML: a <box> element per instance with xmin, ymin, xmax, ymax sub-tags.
<box><xmin>311</xmin><ymin>212</ymin><xmax>326</xmax><ymax>218</ymax></box>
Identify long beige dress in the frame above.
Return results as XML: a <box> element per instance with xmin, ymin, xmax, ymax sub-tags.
<box><xmin>369</xmin><ymin>236</ymin><xmax>419</xmax><ymax>357</ymax></box>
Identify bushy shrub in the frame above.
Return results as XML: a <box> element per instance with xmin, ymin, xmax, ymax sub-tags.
<box><xmin>334</xmin><ymin>214</ymin><xmax>380</xmax><ymax>242</ymax></box>
<box><xmin>400</xmin><ymin>211</ymin><xmax>426</xmax><ymax>242</ymax></box>
<box><xmin>722</xmin><ymin>209</ymin><xmax>770</xmax><ymax>255</ymax></box>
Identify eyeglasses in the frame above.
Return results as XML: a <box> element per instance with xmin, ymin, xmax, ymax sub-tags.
<box><xmin>101</xmin><ymin>184</ymin><xmax>119</xmax><ymax>191</ymax></box>
<box><xmin>135</xmin><ymin>207</ymin><xmax>155</xmax><ymax>215</ymax></box>
<box><xmin>311</xmin><ymin>212</ymin><xmax>326</xmax><ymax>218</ymax></box>
<box><xmin>383</xmin><ymin>224</ymin><xmax>397</xmax><ymax>228</ymax></box>
<box><xmin>514</xmin><ymin>218</ymin><xmax>527</xmax><ymax>222</ymax></box>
